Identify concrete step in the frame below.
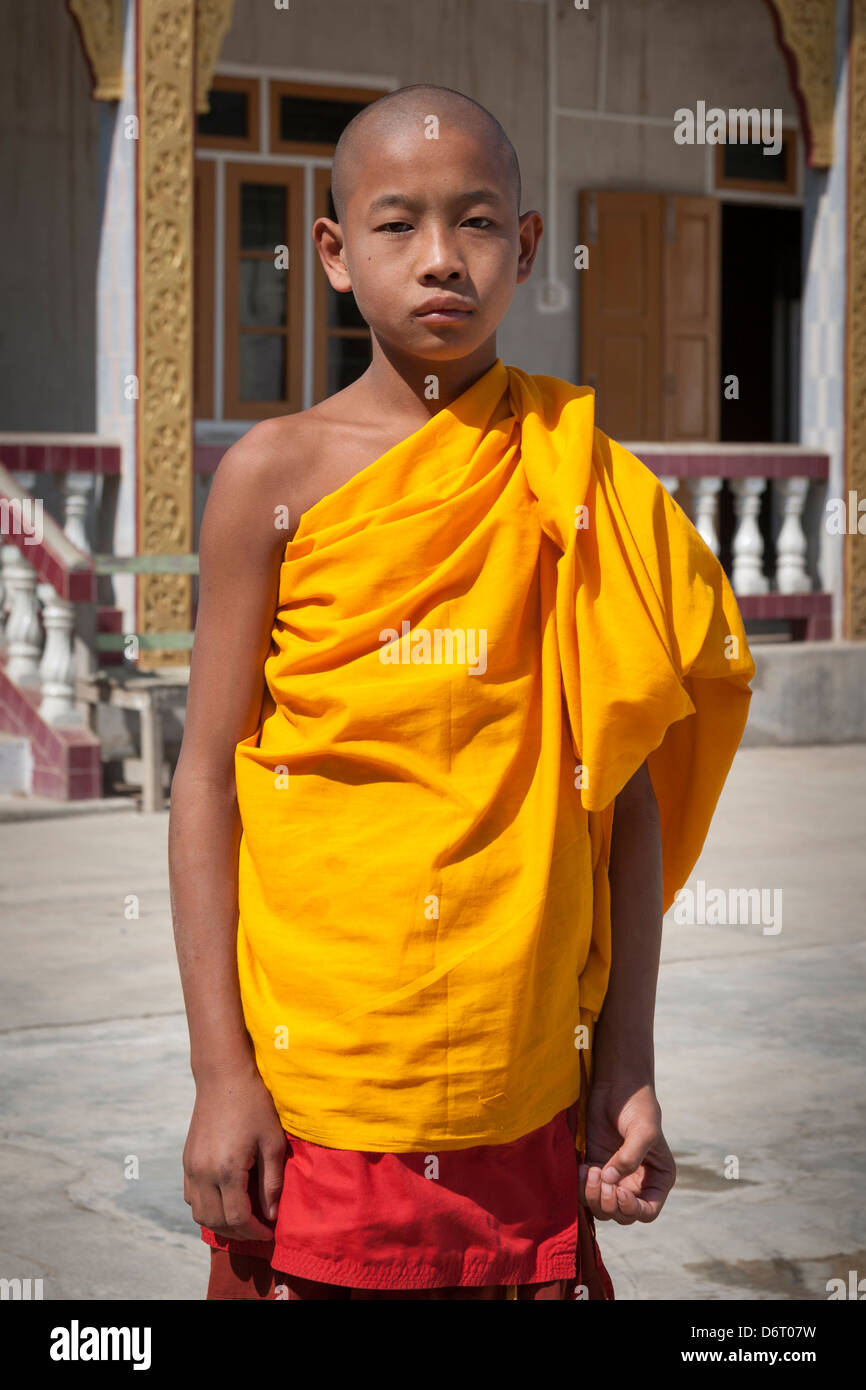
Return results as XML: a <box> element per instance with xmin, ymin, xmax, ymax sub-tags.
<box><xmin>0</xmin><ymin>732</ymin><xmax>32</xmax><ymax>795</ymax></box>
<box><xmin>744</xmin><ymin>640</ymin><xmax>866</xmax><ymax>745</ymax></box>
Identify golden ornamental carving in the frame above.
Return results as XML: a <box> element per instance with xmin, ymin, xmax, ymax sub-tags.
<box><xmin>137</xmin><ymin>0</ymin><xmax>195</xmax><ymax>666</ymax></box>
<box><xmin>195</xmin><ymin>0</ymin><xmax>237</xmax><ymax>114</ymax></box>
<box><xmin>68</xmin><ymin>0</ymin><xmax>124</xmax><ymax>101</ymax></box>
<box><xmin>848</xmin><ymin>0</ymin><xmax>866</xmax><ymax>637</ymax></box>
<box><xmin>764</xmin><ymin>0</ymin><xmax>836</xmax><ymax>167</ymax></box>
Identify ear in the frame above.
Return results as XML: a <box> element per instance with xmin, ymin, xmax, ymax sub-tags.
<box><xmin>515</xmin><ymin>210</ymin><xmax>544</xmax><ymax>284</ymax></box>
<box><xmin>313</xmin><ymin>216</ymin><xmax>353</xmax><ymax>293</ymax></box>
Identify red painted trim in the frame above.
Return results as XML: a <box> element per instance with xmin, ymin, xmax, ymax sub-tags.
<box><xmin>0</xmin><ymin>665</ymin><xmax>102</xmax><ymax>801</ymax></box>
<box><xmin>0</xmin><ymin>442</ymin><xmax>121</xmax><ymax>474</ymax></box>
<box><xmin>738</xmin><ymin>592</ymin><xmax>833</xmax><ymax>616</ymax></box>
<box><xmin>635</xmin><ymin>450</ymin><xmax>830</xmax><ymax>480</ymax></box>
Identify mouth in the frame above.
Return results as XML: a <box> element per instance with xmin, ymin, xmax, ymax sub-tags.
<box><xmin>412</xmin><ymin>300</ymin><xmax>474</xmax><ymax>324</ymax></box>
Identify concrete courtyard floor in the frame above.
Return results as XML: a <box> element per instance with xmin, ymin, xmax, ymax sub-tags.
<box><xmin>0</xmin><ymin>744</ymin><xmax>864</xmax><ymax>1301</ymax></box>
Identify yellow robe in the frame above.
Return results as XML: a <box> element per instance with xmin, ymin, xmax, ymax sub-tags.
<box><xmin>234</xmin><ymin>358</ymin><xmax>754</xmax><ymax>1152</ymax></box>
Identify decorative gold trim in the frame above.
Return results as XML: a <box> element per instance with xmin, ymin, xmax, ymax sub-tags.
<box><xmin>68</xmin><ymin>0</ymin><xmax>125</xmax><ymax>101</ymax></box>
<box><xmin>136</xmin><ymin>0</ymin><xmax>195</xmax><ymax>666</ymax></box>
<box><xmin>195</xmin><ymin>0</ymin><xmax>237</xmax><ymax>115</ymax></box>
<box><xmin>765</xmin><ymin>0</ymin><xmax>836</xmax><ymax>167</ymax></box>
<box><xmin>848</xmin><ymin>0</ymin><xmax>866</xmax><ymax>638</ymax></box>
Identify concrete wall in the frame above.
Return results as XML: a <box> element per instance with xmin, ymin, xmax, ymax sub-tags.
<box><xmin>222</xmin><ymin>0</ymin><xmax>801</xmax><ymax>379</ymax></box>
<box><xmin>0</xmin><ymin>0</ymin><xmax>100</xmax><ymax>430</ymax></box>
<box><xmin>0</xmin><ymin>0</ymin><xmax>808</xmax><ymax>421</ymax></box>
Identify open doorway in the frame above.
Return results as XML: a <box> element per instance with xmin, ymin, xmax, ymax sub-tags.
<box><xmin>718</xmin><ymin>202</ymin><xmax>802</xmax><ymax>591</ymax></box>
<box><xmin>720</xmin><ymin>203</ymin><xmax>802</xmax><ymax>444</ymax></box>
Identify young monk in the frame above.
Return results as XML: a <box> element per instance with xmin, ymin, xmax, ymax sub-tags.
<box><xmin>169</xmin><ymin>83</ymin><xmax>755</xmax><ymax>1300</ymax></box>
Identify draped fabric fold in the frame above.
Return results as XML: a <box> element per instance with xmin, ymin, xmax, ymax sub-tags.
<box><xmin>233</xmin><ymin>358</ymin><xmax>754</xmax><ymax>1153</ymax></box>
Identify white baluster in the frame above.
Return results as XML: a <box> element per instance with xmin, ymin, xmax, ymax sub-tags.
<box><xmin>38</xmin><ymin>581</ymin><xmax>82</xmax><ymax>725</ymax></box>
<box><xmin>690</xmin><ymin>476</ymin><xmax>723</xmax><ymax>557</ymax></box>
<box><xmin>774</xmin><ymin>476</ymin><xmax>810</xmax><ymax>593</ymax></box>
<box><xmin>3</xmin><ymin>544</ymin><xmax>42</xmax><ymax>685</ymax></box>
<box><xmin>730</xmin><ymin>477</ymin><xmax>769</xmax><ymax>594</ymax></box>
<box><xmin>0</xmin><ymin>537</ymin><xmax>7</xmax><ymax>651</ymax></box>
<box><xmin>62</xmin><ymin>472</ymin><xmax>93</xmax><ymax>554</ymax></box>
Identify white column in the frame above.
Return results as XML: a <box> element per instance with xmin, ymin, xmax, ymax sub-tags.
<box><xmin>96</xmin><ymin>0</ymin><xmax>137</xmax><ymax>635</ymax></box>
<box><xmin>0</xmin><ymin>538</ymin><xmax>7</xmax><ymax>650</ymax></box>
<box><xmin>690</xmin><ymin>476</ymin><xmax>723</xmax><ymax>558</ymax></box>
<box><xmin>38</xmin><ymin>583</ymin><xmax>82</xmax><ymax>725</ymax></box>
<box><xmin>774</xmin><ymin>476</ymin><xmax>811</xmax><ymax>593</ymax></box>
<box><xmin>731</xmin><ymin>477</ymin><xmax>769</xmax><ymax>594</ymax></box>
<box><xmin>61</xmin><ymin>473</ymin><xmax>93</xmax><ymax>555</ymax></box>
<box><xmin>3</xmin><ymin>545</ymin><xmax>41</xmax><ymax>686</ymax></box>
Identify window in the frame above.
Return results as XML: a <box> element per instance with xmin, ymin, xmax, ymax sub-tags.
<box><xmin>196</xmin><ymin>75</ymin><xmax>260</xmax><ymax>152</ymax></box>
<box><xmin>224</xmin><ymin>163</ymin><xmax>304</xmax><ymax>418</ymax></box>
<box><xmin>193</xmin><ymin>74</ymin><xmax>390</xmax><ymax>421</ymax></box>
<box><xmin>313</xmin><ymin>170</ymin><xmax>372</xmax><ymax>401</ymax></box>
<box><xmin>193</xmin><ymin>160</ymin><xmax>215</xmax><ymax>418</ymax></box>
<box><xmin>715</xmin><ymin>129</ymin><xmax>798</xmax><ymax>195</ymax></box>
<box><xmin>269</xmin><ymin>82</ymin><xmax>387</xmax><ymax>156</ymax></box>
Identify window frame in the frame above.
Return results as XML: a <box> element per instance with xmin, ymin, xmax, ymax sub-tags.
<box><xmin>223</xmin><ymin>160</ymin><xmax>305</xmax><ymax>419</ymax></box>
<box><xmin>196</xmin><ymin>74</ymin><xmax>261</xmax><ymax>153</ymax></box>
<box><xmin>714</xmin><ymin>128</ymin><xmax>798</xmax><ymax>196</ymax></box>
<box><xmin>269</xmin><ymin>81</ymin><xmax>390</xmax><ymax>156</ymax></box>
<box><xmin>312</xmin><ymin>167</ymin><xmax>372</xmax><ymax>403</ymax></box>
<box><xmin>193</xmin><ymin>158</ymin><xmax>216</xmax><ymax>419</ymax></box>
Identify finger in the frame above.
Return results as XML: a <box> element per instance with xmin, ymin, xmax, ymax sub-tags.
<box><xmin>189</xmin><ymin>1180</ymin><xmax>229</xmax><ymax>1234</ymax></box>
<box><xmin>220</xmin><ymin>1171</ymin><xmax>276</xmax><ymax>1242</ymax></box>
<box><xmin>599</xmin><ymin>1126</ymin><xmax>659</xmax><ymax>1185</ymax></box>
<box><xmin>632</xmin><ymin>1182</ymin><xmax>673</xmax><ymax>1223</ymax></box>
<box><xmin>578</xmin><ymin>1167</ymin><xmax>614</xmax><ymax>1223</ymax></box>
<box><xmin>578</xmin><ymin>1163</ymin><xmax>610</xmax><ymax>1220</ymax></box>
<box><xmin>616</xmin><ymin>1167</ymin><xmax>674</xmax><ymax>1223</ymax></box>
<box><xmin>258</xmin><ymin>1137</ymin><xmax>287</xmax><ymax>1223</ymax></box>
<box><xmin>599</xmin><ymin>1179</ymin><xmax>619</xmax><ymax>1218</ymax></box>
<box><xmin>612</xmin><ymin>1184</ymin><xmax>641</xmax><ymax>1225</ymax></box>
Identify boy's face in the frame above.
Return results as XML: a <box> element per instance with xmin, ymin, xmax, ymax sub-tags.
<box><xmin>315</xmin><ymin>121</ymin><xmax>542</xmax><ymax>364</ymax></box>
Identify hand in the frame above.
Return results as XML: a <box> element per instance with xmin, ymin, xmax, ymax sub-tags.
<box><xmin>578</xmin><ymin>1077</ymin><xmax>676</xmax><ymax>1225</ymax></box>
<box><xmin>183</xmin><ymin>1065</ymin><xmax>287</xmax><ymax>1242</ymax></box>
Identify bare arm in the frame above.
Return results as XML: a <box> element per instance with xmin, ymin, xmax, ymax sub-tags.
<box><xmin>594</xmin><ymin>757</ymin><xmax>664</xmax><ymax>1080</ymax></box>
<box><xmin>580</xmin><ymin>759</ymin><xmax>677</xmax><ymax>1224</ymax></box>
<box><xmin>169</xmin><ymin>418</ymin><xmax>296</xmax><ymax>1241</ymax></box>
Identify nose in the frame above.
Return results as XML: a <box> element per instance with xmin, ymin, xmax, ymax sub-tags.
<box><xmin>415</xmin><ymin>221</ymin><xmax>467</xmax><ymax>282</ymax></box>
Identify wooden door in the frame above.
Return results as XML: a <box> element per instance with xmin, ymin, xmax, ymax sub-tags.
<box><xmin>663</xmin><ymin>195</ymin><xmax>720</xmax><ymax>441</ymax></box>
<box><xmin>579</xmin><ymin>190</ymin><xmax>720</xmax><ymax>441</ymax></box>
<box><xmin>580</xmin><ymin>190</ymin><xmax>662</xmax><ymax>439</ymax></box>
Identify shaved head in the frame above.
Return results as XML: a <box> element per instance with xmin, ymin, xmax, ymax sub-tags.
<box><xmin>330</xmin><ymin>84</ymin><xmax>522</xmax><ymax>225</ymax></box>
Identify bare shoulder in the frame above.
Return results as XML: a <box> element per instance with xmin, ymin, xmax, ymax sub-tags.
<box><xmin>200</xmin><ymin>408</ymin><xmax>328</xmax><ymax>563</ymax></box>
<box><xmin>203</xmin><ymin>377</ymin><xmax>390</xmax><ymax>552</ymax></box>
<box><xmin>180</xmin><ymin>411</ymin><xmax>320</xmax><ymax>777</ymax></box>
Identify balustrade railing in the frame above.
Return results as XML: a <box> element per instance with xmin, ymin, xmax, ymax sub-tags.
<box><xmin>0</xmin><ymin>435</ymin><xmax>835</xmax><ymax>747</ymax></box>
<box><xmin>628</xmin><ymin>443</ymin><xmax>832</xmax><ymax>640</ymax></box>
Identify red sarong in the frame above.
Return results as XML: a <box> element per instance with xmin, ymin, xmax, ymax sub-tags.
<box><xmin>201</xmin><ymin>1102</ymin><xmax>614</xmax><ymax>1298</ymax></box>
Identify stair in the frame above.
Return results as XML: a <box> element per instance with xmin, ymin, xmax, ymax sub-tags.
<box><xmin>0</xmin><ymin>731</ymin><xmax>32</xmax><ymax>794</ymax></box>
